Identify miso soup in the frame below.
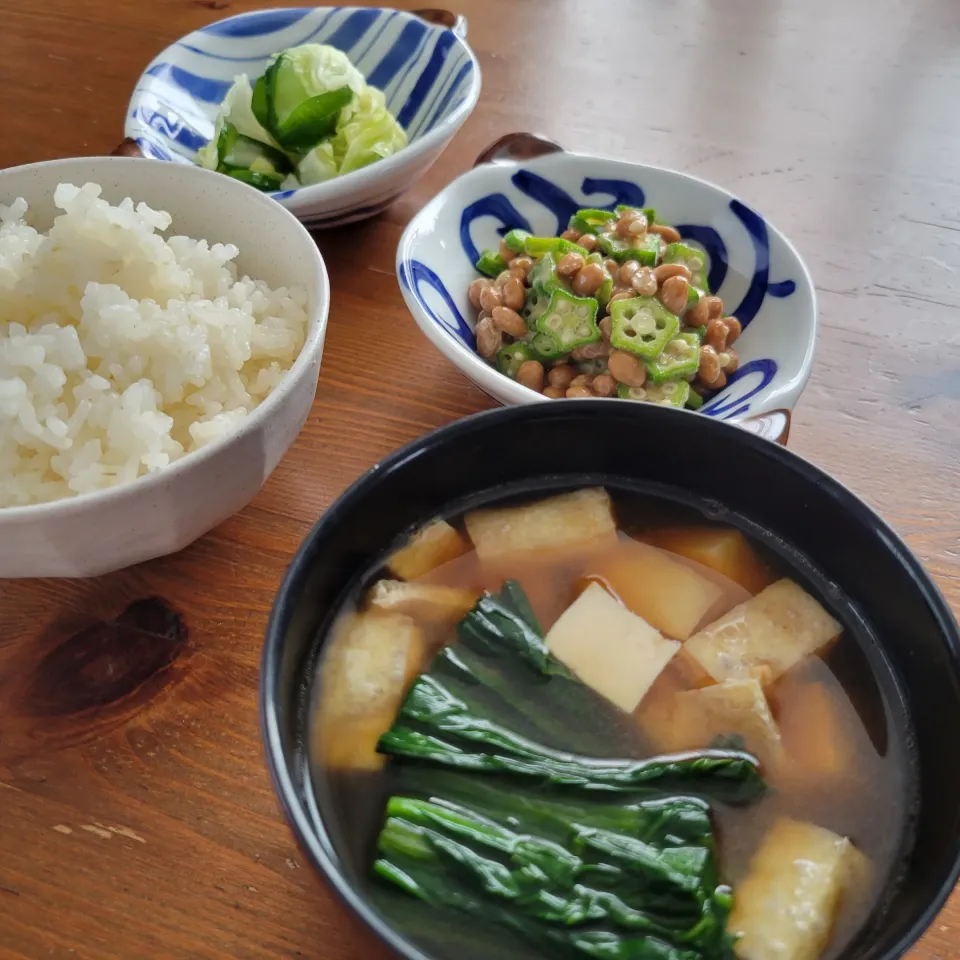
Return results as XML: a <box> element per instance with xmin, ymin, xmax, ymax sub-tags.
<box><xmin>307</xmin><ymin>486</ymin><xmax>915</xmax><ymax>960</ymax></box>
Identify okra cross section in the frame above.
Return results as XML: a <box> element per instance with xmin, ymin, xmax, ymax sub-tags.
<box><xmin>535</xmin><ymin>289</ymin><xmax>601</xmax><ymax>351</ymax></box>
<box><xmin>617</xmin><ymin>381</ymin><xmax>692</xmax><ymax>407</ymax></box>
<box><xmin>496</xmin><ymin>342</ymin><xmax>536</xmax><ymax>379</ymax></box>
<box><xmin>646</xmin><ymin>332</ymin><xmax>702</xmax><ymax>383</ymax></box>
<box><xmin>610</xmin><ymin>297</ymin><xmax>680</xmax><ymax>359</ymax></box>
<box><xmin>529</xmin><ymin>331</ymin><xmax>568</xmax><ymax>360</ymax></box>
<box><xmin>663</xmin><ymin>242</ymin><xmax>710</xmax><ymax>293</ymax></box>
<box><xmin>522</xmin><ymin>285</ymin><xmax>551</xmax><ymax>330</ymax></box>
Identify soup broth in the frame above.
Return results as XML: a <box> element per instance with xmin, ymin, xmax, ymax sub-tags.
<box><xmin>307</xmin><ymin>486</ymin><xmax>915</xmax><ymax>960</ymax></box>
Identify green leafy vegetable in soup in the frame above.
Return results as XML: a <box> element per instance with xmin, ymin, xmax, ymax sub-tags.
<box><xmin>198</xmin><ymin>43</ymin><xmax>407</xmax><ymax>190</ymax></box>
<box><xmin>311</xmin><ymin>486</ymin><xmax>910</xmax><ymax>960</ymax></box>
<box><xmin>375</xmin><ymin>795</ymin><xmax>738</xmax><ymax>960</ymax></box>
<box><xmin>378</xmin><ymin>665</ymin><xmax>765</xmax><ymax>805</ymax></box>
<box><xmin>371</xmin><ymin>581</ymin><xmax>756</xmax><ymax>959</ymax></box>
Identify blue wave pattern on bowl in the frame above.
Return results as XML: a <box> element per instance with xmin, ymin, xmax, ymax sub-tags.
<box><xmin>128</xmin><ymin>7</ymin><xmax>474</xmax><ymax>217</ymax></box>
<box><xmin>399</xmin><ymin>170</ymin><xmax>798</xmax><ymax>419</ymax></box>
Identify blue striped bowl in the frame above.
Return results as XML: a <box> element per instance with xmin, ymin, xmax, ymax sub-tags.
<box><xmin>125</xmin><ymin>6</ymin><xmax>481</xmax><ymax>228</ymax></box>
<box><xmin>397</xmin><ymin>136</ymin><xmax>817</xmax><ymax>422</ymax></box>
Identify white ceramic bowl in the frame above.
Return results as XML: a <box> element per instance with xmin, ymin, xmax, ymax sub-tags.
<box><xmin>0</xmin><ymin>156</ymin><xmax>328</xmax><ymax>578</ymax></box>
<box><xmin>397</xmin><ymin>134</ymin><xmax>818</xmax><ymax>421</ymax></box>
<box><xmin>124</xmin><ymin>6</ymin><xmax>481</xmax><ymax>229</ymax></box>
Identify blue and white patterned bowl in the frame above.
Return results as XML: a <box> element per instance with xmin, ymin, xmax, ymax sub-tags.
<box><xmin>125</xmin><ymin>6</ymin><xmax>481</xmax><ymax>228</ymax></box>
<box><xmin>397</xmin><ymin>135</ymin><xmax>818</xmax><ymax>421</ymax></box>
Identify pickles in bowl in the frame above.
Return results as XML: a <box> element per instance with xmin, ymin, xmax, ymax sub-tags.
<box><xmin>196</xmin><ymin>44</ymin><xmax>408</xmax><ymax>193</ymax></box>
<box><xmin>125</xmin><ymin>7</ymin><xmax>481</xmax><ymax>228</ymax></box>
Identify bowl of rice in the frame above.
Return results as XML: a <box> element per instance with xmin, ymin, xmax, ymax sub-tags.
<box><xmin>0</xmin><ymin>156</ymin><xmax>328</xmax><ymax>578</ymax></box>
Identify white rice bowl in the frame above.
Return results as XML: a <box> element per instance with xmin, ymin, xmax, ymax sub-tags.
<box><xmin>0</xmin><ymin>182</ymin><xmax>308</xmax><ymax>507</ymax></box>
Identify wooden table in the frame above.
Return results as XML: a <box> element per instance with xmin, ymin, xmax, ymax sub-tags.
<box><xmin>2</xmin><ymin>0</ymin><xmax>959</xmax><ymax>956</ymax></box>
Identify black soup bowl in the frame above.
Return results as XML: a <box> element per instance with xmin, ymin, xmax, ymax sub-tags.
<box><xmin>260</xmin><ymin>400</ymin><xmax>960</xmax><ymax>960</ymax></box>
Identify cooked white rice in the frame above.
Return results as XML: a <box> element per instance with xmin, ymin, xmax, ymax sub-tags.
<box><xmin>0</xmin><ymin>182</ymin><xmax>308</xmax><ymax>507</ymax></box>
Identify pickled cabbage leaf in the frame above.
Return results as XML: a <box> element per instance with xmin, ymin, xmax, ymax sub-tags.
<box><xmin>341</xmin><ymin>87</ymin><xmax>408</xmax><ymax>170</ymax></box>
<box><xmin>297</xmin><ymin>141</ymin><xmax>339</xmax><ymax>185</ymax></box>
<box><xmin>199</xmin><ymin>74</ymin><xmax>278</xmax><ymax>172</ymax></box>
<box><xmin>274</xmin><ymin>43</ymin><xmax>367</xmax><ymax>105</ymax></box>
<box><xmin>197</xmin><ymin>44</ymin><xmax>407</xmax><ymax>190</ymax></box>
<box><xmin>297</xmin><ymin>87</ymin><xmax>407</xmax><ymax>183</ymax></box>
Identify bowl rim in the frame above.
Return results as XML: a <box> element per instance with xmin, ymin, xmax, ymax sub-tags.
<box><xmin>260</xmin><ymin>399</ymin><xmax>960</xmax><ymax>960</ymax></box>
<box><xmin>0</xmin><ymin>155</ymin><xmax>329</xmax><ymax>524</ymax></box>
<box><xmin>127</xmin><ymin>5</ymin><xmax>483</xmax><ymax>207</ymax></box>
<box><xmin>395</xmin><ymin>150</ymin><xmax>819</xmax><ymax>417</ymax></box>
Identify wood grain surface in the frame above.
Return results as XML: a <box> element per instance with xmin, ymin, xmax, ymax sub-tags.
<box><xmin>2</xmin><ymin>0</ymin><xmax>960</xmax><ymax>957</ymax></box>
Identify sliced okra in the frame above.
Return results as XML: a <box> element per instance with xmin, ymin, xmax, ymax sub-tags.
<box><xmin>597</xmin><ymin>273</ymin><xmax>614</xmax><ymax>307</ymax></box>
<box><xmin>647</xmin><ymin>380</ymin><xmax>691</xmax><ymax>407</ymax></box>
<box><xmin>663</xmin><ymin>241</ymin><xmax>710</xmax><ymax>293</ymax></box>
<box><xmin>568</xmin><ymin>208</ymin><xmax>617</xmax><ymax>235</ymax></box>
<box><xmin>503</xmin><ymin>228</ymin><xmax>532</xmax><ymax>253</ymax></box>
<box><xmin>535</xmin><ymin>289</ymin><xmax>600</xmax><ymax>352</ymax></box>
<box><xmin>597</xmin><ymin>231</ymin><xmax>662</xmax><ymax>266</ymax></box>
<box><xmin>527</xmin><ymin>251</ymin><xmax>567</xmax><ymax>296</ymax></box>
<box><xmin>476</xmin><ymin>249</ymin><xmax>508</xmax><ymax>278</ymax></box>
<box><xmin>522</xmin><ymin>285</ymin><xmax>552</xmax><ymax>329</ymax></box>
<box><xmin>586</xmin><ymin>252</ymin><xmax>614</xmax><ymax>306</ymax></box>
<box><xmin>617</xmin><ymin>380</ymin><xmax>691</xmax><ymax>407</ymax></box>
<box><xmin>617</xmin><ymin>384</ymin><xmax>646</xmax><ymax>401</ymax></box>
<box><xmin>523</xmin><ymin>235</ymin><xmax>589</xmax><ymax>258</ymax></box>
<box><xmin>645</xmin><ymin>332</ymin><xmax>701</xmax><ymax>383</ymax></box>
<box><xmin>609</xmin><ymin>296</ymin><xmax>680</xmax><ymax>359</ymax></box>
<box><xmin>496</xmin><ymin>342</ymin><xmax>536</xmax><ymax>378</ymax></box>
<box><xmin>529</xmin><ymin>330</ymin><xmax>566</xmax><ymax>360</ymax></box>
